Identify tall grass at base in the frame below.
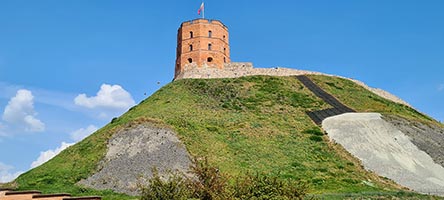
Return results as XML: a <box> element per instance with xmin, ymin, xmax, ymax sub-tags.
<box><xmin>138</xmin><ymin>158</ymin><xmax>309</xmax><ymax>200</ymax></box>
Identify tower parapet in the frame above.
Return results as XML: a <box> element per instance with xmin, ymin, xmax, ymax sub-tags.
<box><xmin>175</xmin><ymin>19</ymin><xmax>230</xmax><ymax>79</ymax></box>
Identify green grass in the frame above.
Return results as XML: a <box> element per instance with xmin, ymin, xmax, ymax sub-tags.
<box><xmin>14</xmin><ymin>124</ymin><xmax>137</xmax><ymax>199</ymax></box>
<box><xmin>311</xmin><ymin>191</ymin><xmax>444</xmax><ymax>199</ymax></box>
<box><xmin>13</xmin><ymin>75</ymin><xmax>439</xmax><ymax>199</ymax></box>
<box><xmin>308</xmin><ymin>75</ymin><xmax>438</xmax><ymax>124</ymax></box>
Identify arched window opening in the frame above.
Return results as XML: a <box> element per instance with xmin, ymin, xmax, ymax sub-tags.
<box><xmin>208</xmin><ymin>31</ymin><xmax>212</xmax><ymax>38</ymax></box>
<box><xmin>224</xmin><ymin>57</ymin><xmax>226</xmax><ymax>63</ymax></box>
<box><xmin>207</xmin><ymin>57</ymin><xmax>213</xmax><ymax>62</ymax></box>
<box><xmin>190</xmin><ymin>31</ymin><xmax>193</xmax><ymax>38</ymax></box>
<box><xmin>223</xmin><ymin>35</ymin><xmax>226</xmax><ymax>40</ymax></box>
<box><xmin>188</xmin><ymin>58</ymin><xmax>193</xmax><ymax>63</ymax></box>
<box><xmin>189</xmin><ymin>45</ymin><xmax>193</xmax><ymax>51</ymax></box>
<box><xmin>208</xmin><ymin>43</ymin><xmax>212</xmax><ymax>50</ymax></box>
<box><xmin>224</xmin><ymin>48</ymin><xmax>226</xmax><ymax>54</ymax></box>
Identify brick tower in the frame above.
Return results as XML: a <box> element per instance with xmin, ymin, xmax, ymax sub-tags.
<box><xmin>175</xmin><ymin>19</ymin><xmax>230</xmax><ymax>78</ymax></box>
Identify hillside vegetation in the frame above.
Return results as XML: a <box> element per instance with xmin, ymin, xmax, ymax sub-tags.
<box><xmin>12</xmin><ymin>75</ymin><xmax>440</xmax><ymax>199</ymax></box>
<box><xmin>308</xmin><ymin>75</ymin><xmax>434</xmax><ymax>123</ymax></box>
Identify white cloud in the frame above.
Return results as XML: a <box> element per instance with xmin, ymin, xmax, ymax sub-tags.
<box><xmin>438</xmin><ymin>84</ymin><xmax>444</xmax><ymax>92</ymax></box>
<box><xmin>23</xmin><ymin>115</ymin><xmax>45</xmax><ymax>132</ymax></box>
<box><xmin>29</xmin><ymin>124</ymin><xmax>98</xmax><ymax>171</ymax></box>
<box><xmin>70</xmin><ymin>125</ymin><xmax>98</xmax><ymax>142</ymax></box>
<box><xmin>2</xmin><ymin>89</ymin><xmax>45</xmax><ymax>132</ymax></box>
<box><xmin>1</xmin><ymin>82</ymin><xmax>79</xmax><ymax>112</ymax></box>
<box><xmin>74</xmin><ymin>84</ymin><xmax>135</xmax><ymax>110</ymax></box>
<box><xmin>0</xmin><ymin>162</ymin><xmax>23</xmax><ymax>183</ymax></box>
<box><xmin>30</xmin><ymin>142</ymin><xmax>74</xmax><ymax>168</ymax></box>
<box><xmin>26</xmin><ymin>123</ymin><xmax>97</xmax><ymax>173</ymax></box>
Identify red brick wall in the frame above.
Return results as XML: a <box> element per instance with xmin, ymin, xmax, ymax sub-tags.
<box><xmin>175</xmin><ymin>19</ymin><xmax>230</xmax><ymax>78</ymax></box>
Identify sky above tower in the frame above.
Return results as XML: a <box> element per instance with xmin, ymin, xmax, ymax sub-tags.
<box><xmin>1</xmin><ymin>0</ymin><xmax>443</xmax><ymax>182</ymax></box>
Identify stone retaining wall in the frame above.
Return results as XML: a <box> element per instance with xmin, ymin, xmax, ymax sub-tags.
<box><xmin>175</xmin><ymin>62</ymin><xmax>410</xmax><ymax>107</ymax></box>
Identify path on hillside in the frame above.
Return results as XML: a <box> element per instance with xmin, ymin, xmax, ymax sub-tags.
<box><xmin>295</xmin><ymin>75</ymin><xmax>355</xmax><ymax>124</ymax></box>
<box><xmin>323</xmin><ymin>113</ymin><xmax>444</xmax><ymax>196</ymax></box>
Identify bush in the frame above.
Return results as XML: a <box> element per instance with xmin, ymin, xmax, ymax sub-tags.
<box><xmin>138</xmin><ymin>169</ymin><xmax>190</xmax><ymax>200</ymax></box>
<box><xmin>138</xmin><ymin>158</ymin><xmax>309</xmax><ymax>200</ymax></box>
<box><xmin>110</xmin><ymin>117</ymin><xmax>119</xmax><ymax>124</ymax></box>
<box><xmin>188</xmin><ymin>158</ymin><xmax>230</xmax><ymax>200</ymax></box>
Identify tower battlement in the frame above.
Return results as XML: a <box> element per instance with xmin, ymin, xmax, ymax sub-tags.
<box><xmin>180</xmin><ymin>19</ymin><xmax>228</xmax><ymax>30</ymax></box>
<box><xmin>175</xmin><ymin>19</ymin><xmax>231</xmax><ymax>79</ymax></box>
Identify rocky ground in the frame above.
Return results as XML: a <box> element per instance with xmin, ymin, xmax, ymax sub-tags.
<box><xmin>78</xmin><ymin>124</ymin><xmax>192</xmax><ymax>196</ymax></box>
<box><xmin>384</xmin><ymin>115</ymin><xmax>444</xmax><ymax>168</ymax></box>
<box><xmin>322</xmin><ymin>113</ymin><xmax>444</xmax><ymax>196</ymax></box>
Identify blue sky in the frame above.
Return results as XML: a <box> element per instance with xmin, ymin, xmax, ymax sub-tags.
<box><xmin>1</xmin><ymin>0</ymin><xmax>443</xmax><ymax>182</ymax></box>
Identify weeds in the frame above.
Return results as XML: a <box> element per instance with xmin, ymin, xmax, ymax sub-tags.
<box><xmin>189</xmin><ymin>158</ymin><xmax>229</xmax><ymax>200</ymax></box>
<box><xmin>233</xmin><ymin>172</ymin><xmax>308</xmax><ymax>200</ymax></box>
<box><xmin>138</xmin><ymin>158</ymin><xmax>309</xmax><ymax>200</ymax></box>
<box><xmin>139</xmin><ymin>169</ymin><xmax>190</xmax><ymax>200</ymax></box>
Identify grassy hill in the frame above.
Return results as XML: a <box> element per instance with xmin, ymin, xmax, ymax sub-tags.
<box><xmin>11</xmin><ymin>75</ymin><xmax>440</xmax><ymax>199</ymax></box>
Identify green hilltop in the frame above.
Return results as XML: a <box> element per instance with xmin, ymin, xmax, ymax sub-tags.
<box><xmin>11</xmin><ymin>75</ymin><xmax>440</xmax><ymax>199</ymax></box>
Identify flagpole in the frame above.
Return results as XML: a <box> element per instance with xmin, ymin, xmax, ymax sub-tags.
<box><xmin>198</xmin><ymin>2</ymin><xmax>205</xmax><ymax>19</ymax></box>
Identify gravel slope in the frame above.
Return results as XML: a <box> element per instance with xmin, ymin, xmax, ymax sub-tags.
<box><xmin>79</xmin><ymin>124</ymin><xmax>192</xmax><ymax>195</ymax></box>
<box><xmin>384</xmin><ymin>115</ymin><xmax>444</xmax><ymax>167</ymax></box>
<box><xmin>322</xmin><ymin>113</ymin><xmax>444</xmax><ymax>196</ymax></box>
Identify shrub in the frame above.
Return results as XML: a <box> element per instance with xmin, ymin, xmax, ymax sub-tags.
<box><xmin>138</xmin><ymin>158</ymin><xmax>309</xmax><ymax>200</ymax></box>
<box><xmin>138</xmin><ymin>169</ymin><xmax>190</xmax><ymax>200</ymax></box>
<box><xmin>188</xmin><ymin>158</ymin><xmax>230</xmax><ymax>200</ymax></box>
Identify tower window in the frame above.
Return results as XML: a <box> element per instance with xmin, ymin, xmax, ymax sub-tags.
<box><xmin>190</xmin><ymin>31</ymin><xmax>193</xmax><ymax>38</ymax></box>
<box><xmin>208</xmin><ymin>31</ymin><xmax>212</xmax><ymax>38</ymax></box>
<box><xmin>208</xmin><ymin>43</ymin><xmax>212</xmax><ymax>50</ymax></box>
<box><xmin>188</xmin><ymin>58</ymin><xmax>193</xmax><ymax>63</ymax></box>
<box><xmin>207</xmin><ymin>57</ymin><xmax>213</xmax><ymax>62</ymax></box>
<box><xmin>223</xmin><ymin>35</ymin><xmax>226</xmax><ymax>40</ymax></box>
<box><xmin>224</xmin><ymin>57</ymin><xmax>226</xmax><ymax>63</ymax></box>
<box><xmin>189</xmin><ymin>44</ymin><xmax>193</xmax><ymax>51</ymax></box>
<box><xmin>224</xmin><ymin>48</ymin><xmax>226</xmax><ymax>54</ymax></box>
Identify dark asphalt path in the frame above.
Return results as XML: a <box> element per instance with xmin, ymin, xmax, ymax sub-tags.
<box><xmin>296</xmin><ymin>75</ymin><xmax>355</xmax><ymax>125</ymax></box>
